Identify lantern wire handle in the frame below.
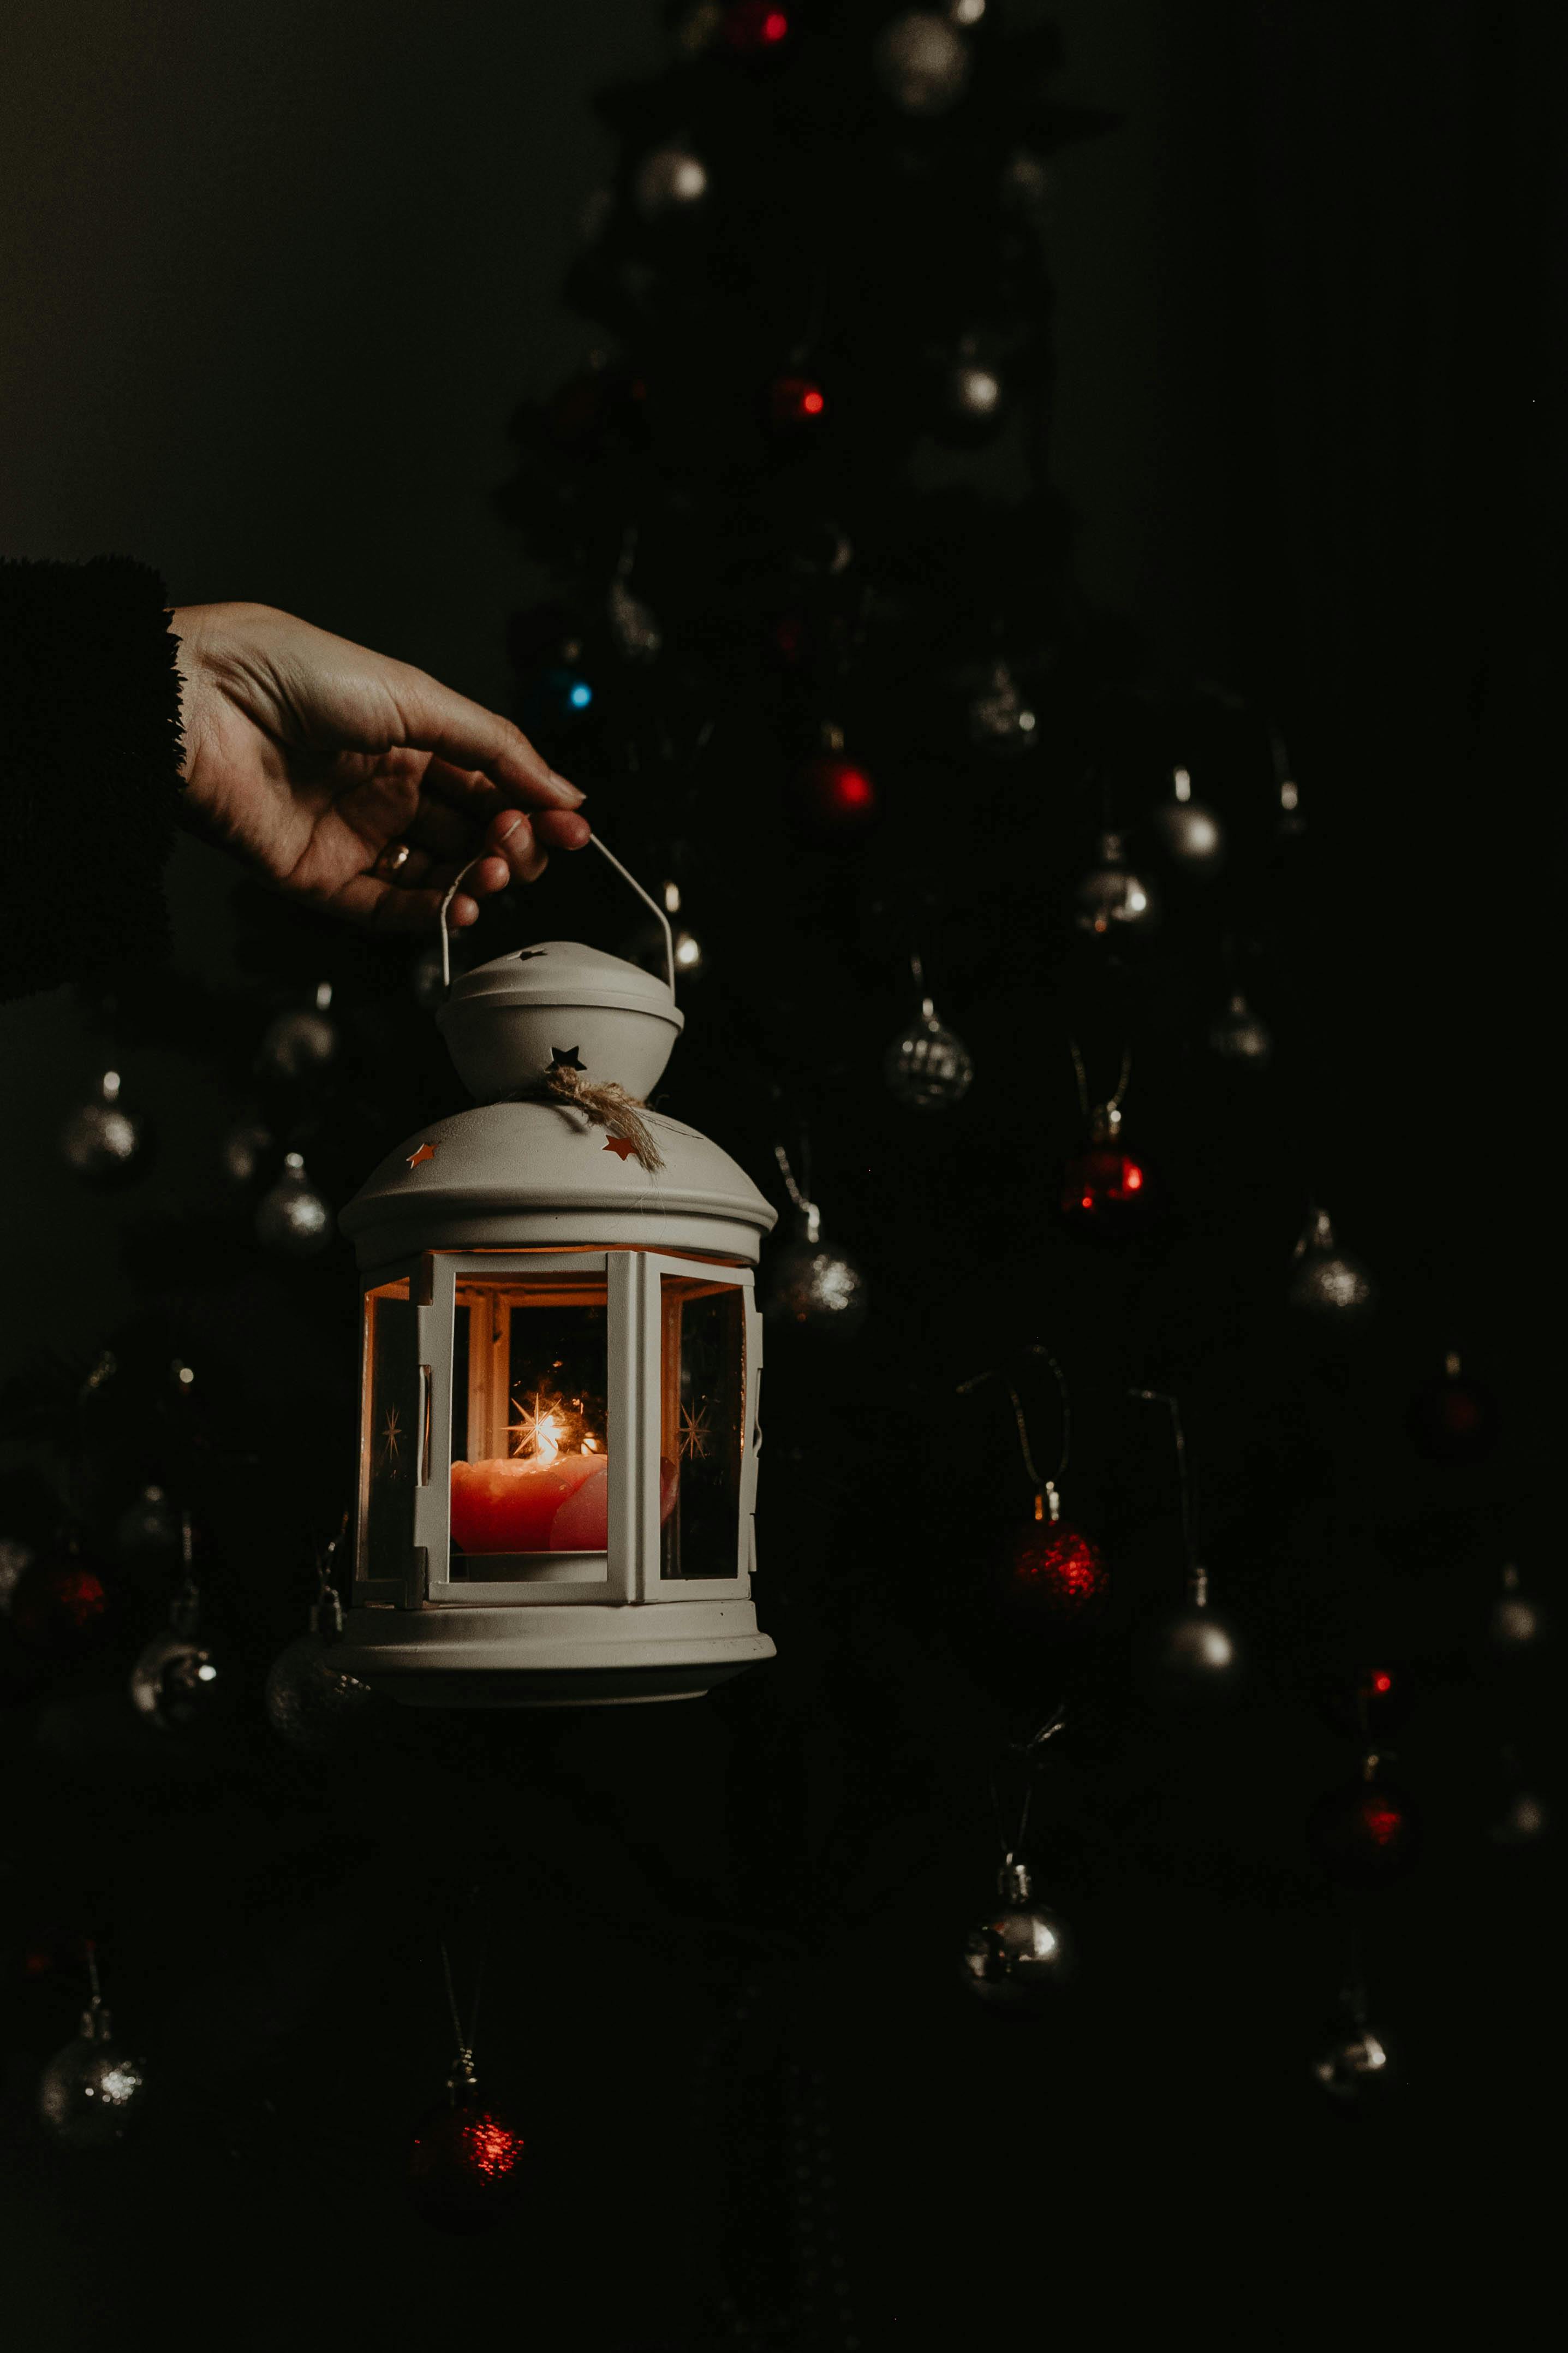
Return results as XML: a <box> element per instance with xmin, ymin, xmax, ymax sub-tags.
<box><xmin>957</xmin><ymin>1346</ymin><xmax>1070</xmax><ymax>1517</ymax></box>
<box><xmin>440</xmin><ymin>1939</ymin><xmax>485</xmax><ymax>2091</ymax></box>
<box><xmin>437</xmin><ymin>833</ymin><xmax>675</xmax><ymax>999</ymax></box>
<box><xmin>1069</xmin><ymin>1038</ymin><xmax>1132</xmax><ymax>1122</ymax></box>
<box><xmin>1129</xmin><ymin>1389</ymin><xmax>1197</xmax><ymax>1585</ymax></box>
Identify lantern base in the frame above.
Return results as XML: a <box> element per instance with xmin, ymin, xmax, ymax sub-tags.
<box><xmin>335</xmin><ymin>1599</ymin><xmax>774</xmax><ymax>1710</ymax></box>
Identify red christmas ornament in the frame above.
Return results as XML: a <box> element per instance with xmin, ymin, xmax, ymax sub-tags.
<box><xmin>1308</xmin><ymin>1758</ymin><xmax>1421</xmax><ymax>1889</ymax></box>
<box><xmin>722</xmin><ymin>1</ymin><xmax>791</xmax><ymax>54</ymax></box>
<box><xmin>1408</xmin><ymin>1350</ymin><xmax>1497</xmax><ymax>1464</ymax></box>
<box><xmin>9</xmin><ymin>1543</ymin><xmax>112</xmax><ymax>1659</ymax></box>
<box><xmin>1005</xmin><ymin>1483</ymin><xmax>1110</xmax><ymax>1630</ymax></box>
<box><xmin>787</xmin><ymin>747</ymin><xmax>880</xmax><ymax>846</ymax></box>
<box><xmin>767</xmin><ymin>373</ymin><xmax>828</xmax><ymax>432</ymax></box>
<box><xmin>1060</xmin><ymin>1103</ymin><xmax>1154</xmax><ymax>1235</ymax></box>
<box><xmin>408</xmin><ymin>2082</ymin><xmax>528</xmax><ymax>2235</ymax></box>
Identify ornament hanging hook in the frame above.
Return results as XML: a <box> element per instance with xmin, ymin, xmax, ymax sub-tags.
<box><xmin>439</xmin><ymin>1938</ymin><xmax>486</xmax><ymax>2091</ymax></box>
<box><xmin>957</xmin><ymin>1345</ymin><xmax>1070</xmax><ymax>1518</ymax></box>
<box><xmin>773</xmin><ymin>1140</ymin><xmax>821</xmax><ymax>1244</ymax></box>
<box><xmin>1069</xmin><ymin>1038</ymin><xmax>1133</xmax><ymax>1122</ymax></box>
<box><xmin>1129</xmin><ymin>1388</ymin><xmax>1196</xmax><ymax>1576</ymax></box>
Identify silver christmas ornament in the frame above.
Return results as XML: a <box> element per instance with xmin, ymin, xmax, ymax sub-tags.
<box><xmin>1150</xmin><ymin>766</ymin><xmax>1224</xmax><ymax>872</ymax></box>
<box><xmin>115</xmin><ymin>1484</ymin><xmax>180</xmax><ymax>1555</ymax></box>
<box><xmin>606</xmin><ymin>576</ymin><xmax>663</xmax><ymax>662</ymax></box>
<box><xmin>1489</xmin><ymin>1562</ymin><xmax>1544</xmax><ymax>1651</ymax></box>
<box><xmin>967</xmin><ymin>659</ymin><xmax>1038</xmax><ymax>754</ymax></box>
<box><xmin>874</xmin><ymin>10</ymin><xmax>973</xmax><ymax>116</ymax></box>
<box><xmin>255</xmin><ymin>1151</ymin><xmax>333</xmax><ymax>1256</ymax></box>
<box><xmin>949</xmin><ymin>0</ymin><xmax>986</xmax><ymax>22</ymax></box>
<box><xmin>219</xmin><ymin>1117</ymin><xmax>275</xmax><ymax>1185</ymax></box>
<box><xmin>1311</xmin><ymin>2004</ymin><xmax>1390</xmax><ymax>2105</ymax></box>
<box><xmin>1144</xmin><ymin>1570</ymin><xmax>1242</xmax><ymax>1694</ymax></box>
<box><xmin>941</xmin><ymin>342</ymin><xmax>1005</xmax><ymax>437</ymax></box>
<box><xmin>130</xmin><ymin>1536</ymin><xmax>220</xmax><ymax>1730</ymax></box>
<box><xmin>764</xmin><ymin>1231</ymin><xmax>869</xmax><ymax>1338</ymax></box>
<box><xmin>39</xmin><ymin>1998</ymin><xmax>146</xmax><ymax>2149</ymax></box>
<box><xmin>960</xmin><ymin>1859</ymin><xmax>1069</xmax><ymax>2008</ymax></box>
<box><xmin>258</xmin><ymin>982</ymin><xmax>337</xmax><ymax>1082</ymax></box>
<box><xmin>1074</xmin><ymin>832</ymin><xmax>1156</xmax><ymax>935</ymax></box>
<box><xmin>883</xmin><ymin>961</ymin><xmax>973</xmax><ymax>1110</ymax></box>
<box><xmin>633</xmin><ymin>141</ymin><xmax>710</xmax><ymax>218</ymax></box>
<box><xmin>1208</xmin><ymin>991</ymin><xmax>1273</xmax><ymax>1066</ymax></box>
<box><xmin>1289</xmin><ymin>1207</ymin><xmax>1375</xmax><ymax>1317</ymax></box>
<box><xmin>265</xmin><ymin>1574</ymin><xmax>373</xmax><ymax>1755</ymax></box>
<box><xmin>59</xmin><ymin>1070</ymin><xmax>147</xmax><ymax>1185</ymax></box>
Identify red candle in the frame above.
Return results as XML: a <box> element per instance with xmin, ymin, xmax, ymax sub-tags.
<box><xmin>451</xmin><ymin>1452</ymin><xmax>604</xmax><ymax>1553</ymax></box>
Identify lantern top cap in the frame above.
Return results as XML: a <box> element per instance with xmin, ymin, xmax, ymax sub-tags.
<box><xmin>443</xmin><ymin>940</ymin><xmax>681</xmax><ymax>1019</ymax></box>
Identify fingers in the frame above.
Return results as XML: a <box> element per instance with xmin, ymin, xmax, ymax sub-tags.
<box><xmin>388</xmin><ymin>669</ymin><xmax>586</xmax><ymax>814</ymax></box>
<box><xmin>327</xmin><ymin>876</ymin><xmax>485</xmax><ymax>935</ymax></box>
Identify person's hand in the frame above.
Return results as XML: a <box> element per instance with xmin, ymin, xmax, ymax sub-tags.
<box><xmin>170</xmin><ymin>602</ymin><xmax>590</xmax><ymax>931</ymax></box>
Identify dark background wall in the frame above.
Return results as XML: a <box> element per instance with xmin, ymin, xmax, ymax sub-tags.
<box><xmin>2</xmin><ymin>2</ymin><xmax>1560</xmax><ymax>2342</ymax></box>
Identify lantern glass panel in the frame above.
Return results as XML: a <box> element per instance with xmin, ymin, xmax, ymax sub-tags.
<box><xmin>361</xmin><ymin>1276</ymin><xmax>418</xmax><ymax>1583</ymax></box>
<box><xmin>660</xmin><ymin>1274</ymin><xmax>746</xmax><ymax>1580</ymax></box>
<box><xmin>449</xmin><ymin>1274</ymin><xmax>610</xmax><ymax>1567</ymax></box>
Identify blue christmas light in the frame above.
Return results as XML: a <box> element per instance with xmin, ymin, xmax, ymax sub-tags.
<box><xmin>569</xmin><ymin>681</ymin><xmax>593</xmax><ymax>709</ymax></box>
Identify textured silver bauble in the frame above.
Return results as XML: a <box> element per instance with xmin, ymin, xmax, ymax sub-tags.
<box><xmin>128</xmin><ymin>1629</ymin><xmax>220</xmax><ymax>1728</ymax></box>
<box><xmin>115</xmin><ymin>1485</ymin><xmax>180</xmax><ymax>1555</ymax></box>
<box><xmin>265</xmin><ymin>1631</ymin><xmax>374</xmax><ymax>1755</ymax></box>
<box><xmin>59</xmin><ymin>1072</ymin><xmax>147</xmax><ymax>1184</ymax></box>
<box><xmin>884</xmin><ymin>1013</ymin><xmax>974</xmax><ymax>1110</ymax></box>
<box><xmin>258</xmin><ymin>991</ymin><xmax>338</xmax><ymax>1082</ymax></box>
<box><xmin>39</xmin><ymin>2009</ymin><xmax>146</xmax><ymax>2148</ymax></box>
<box><xmin>1289</xmin><ymin>1210</ymin><xmax>1374</xmax><ymax>1316</ymax></box>
<box><xmin>633</xmin><ymin>142</ymin><xmax>710</xmax><ymax>217</ymax></box>
<box><xmin>1074</xmin><ymin>832</ymin><xmax>1156</xmax><ymax>934</ymax></box>
<box><xmin>1208</xmin><ymin>993</ymin><xmax>1273</xmax><ymax>1066</ymax></box>
<box><xmin>1148</xmin><ymin>1597</ymin><xmax>1241</xmax><ymax>1686</ymax></box>
<box><xmin>1311</xmin><ymin>2021</ymin><xmax>1389</xmax><ymax>2103</ymax></box>
<box><xmin>1152</xmin><ymin>775</ymin><xmax>1224</xmax><ymax>872</ymax></box>
<box><xmin>763</xmin><ymin>1240</ymin><xmax>868</xmax><ymax>1337</ymax></box>
<box><xmin>873</xmin><ymin>10</ymin><xmax>972</xmax><ymax>116</ymax></box>
<box><xmin>255</xmin><ymin>1152</ymin><xmax>333</xmax><ymax>1255</ymax></box>
<box><xmin>961</xmin><ymin>1862</ymin><xmax>1069</xmax><ymax>2007</ymax></box>
<box><xmin>967</xmin><ymin>660</ymin><xmax>1038</xmax><ymax>754</ymax></box>
<box><xmin>219</xmin><ymin>1118</ymin><xmax>275</xmax><ymax>1185</ymax></box>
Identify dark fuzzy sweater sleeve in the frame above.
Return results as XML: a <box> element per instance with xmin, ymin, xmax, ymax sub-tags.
<box><xmin>0</xmin><ymin>556</ymin><xmax>186</xmax><ymax>1002</ymax></box>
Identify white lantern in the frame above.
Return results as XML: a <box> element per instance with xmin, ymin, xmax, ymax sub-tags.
<box><xmin>335</xmin><ymin>873</ymin><xmax>777</xmax><ymax>1708</ymax></box>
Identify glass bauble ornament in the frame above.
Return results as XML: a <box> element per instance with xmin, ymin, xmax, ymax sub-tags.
<box><xmin>960</xmin><ymin>1860</ymin><xmax>1069</xmax><ymax>2009</ymax></box>
<box><xmin>883</xmin><ymin>971</ymin><xmax>973</xmax><ymax>1111</ymax></box>
<box><xmin>632</xmin><ymin>141</ymin><xmax>709</xmax><ymax>218</ymax></box>
<box><xmin>254</xmin><ymin>1151</ymin><xmax>333</xmax><ymax>1256</ymax></box>
<box><xmin>1289</xmin><ymin>1207</ymin><xmax>1374</xmax><ymax>1317</ymax></box>
<box><xmin>1060</xmin><ymin>1102</ymin><xmax>1154</xmax><ymax>1237</ymax></box>
<box><xmin>1488</xmin><ymin>1562</ymin><xmax>1544</xmax><ymax>1653</ymax></box>
<box><xmin>873</xmin><ymin>10</ymin><xmax>972</xmax><ymax>116</ymax></box>
<box><xmin>967</xmin><ymin>660</ymin><xmax>1038</xmax><ymax>754</ymax></box>
<box><xmin>265</xmin><ymin>1577</ymin><xmax>374</xmax><ymax>1756</ymax></box>
<box><xmin>1150</xmin><ymin>768</ymin><xmax>1224</xmax><ymax>872</ymax></box>
<box><xmin>1311</xmin><ymin>2005</ymin><xmax>1390</xmax><ymax>2106</ymax></box>
<box><xmin>39</xmin><ymin>2000</ymin><xmax>146</xmax><ymax>2149</ymax></box>
<box><xmin>720</xmin><ymin>2</ymin><xmax>791</xmax><ymax>58</ymax></box>
<box><xmin>786</xmin><ymin>744</ymin><xmax>879</xmax><ymax>846</ymax></box>
<box><xmin>257</xmin><ymin>983</ymin><xmax>337</xmax><ymax>1082</ymax></box>
<box><xmin>408</xmin><ymin>2077</ymin><xmax>528</xmax><ymax>2235</ymax></box>
<box><xmin>1408</xmin><ymin>1350</ymin><xmax>1497</xmax><ymax>1464</ymax></box>
<box><xmin>219</xmin><ymin>1116</ymin><xmax>275</xmax><ymax>1185</ymax></box>
<box><xmin>1074</xmin><ymin>833</ymin><xmax>1155</xmax><ymax>934</ymax></box>
<box><xmin>763</xmin><ymin>1203</ymin><xmax>868</xmax><ymax>1339</ymax></box>
<box><xmin>1308</xmin><ymin>1756</ymin><xmax>1420</xmax><ymax>1889</ymax></box>
<box><xmin>59</xmin><ymin>1071</ymin><xmax>148</xmax><ymax>1187</ymax></box>
<box><xmin>114</xmin><ymin>1484</ymin><xmax>180</xmax><ymax>1555</ymax></box>
<box><xmin>766</xmin><ymin>372</ymin><xmax>827</xmax><ymax>432</ymax></box>
<box><xmin>605</xmin><ymin>575</ymin><xmax>662</xmax><ymax>662</ymax></box>
<box><xmin>128</xmin><ymin>1626</ymin><xmax>220</xmax><ymax>1729</ymax></box>
<box><xmin>1208</xmin><ymin>992</ymin><xmax>1272</xmax><ymax>1066</ymax></box>
<box><xmin>9</xmin><ymin>1541</ymin><xmax>112</xmax><ymax>1659</ymax></box>
<box><xmin>1139</xmin><ymin>1570</ymin><xmax>1241</xmax><ymax>1697</ymax></box>
<box><xmin>1004</xmin><ymin>1484</ymin><xmax>1108</xmax><ymax>1631</ymax></box>
<box><xmin>938</xmin><ymin>342</ymin><xmax>1005</xmax><ymax>443</ymax></box>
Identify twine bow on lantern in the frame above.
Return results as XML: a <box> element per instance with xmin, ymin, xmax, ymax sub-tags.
<box><xmin>538</xmin><ymin>1060</ymin><xmax>666</xmax><ymax>1174</ymax></box>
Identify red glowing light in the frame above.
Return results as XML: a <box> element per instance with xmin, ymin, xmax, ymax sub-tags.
<box><xmin>1009</xmin><ymin>1522</ymin><xmax>1110</xmax><ymax>1620</ymax></box>
<box><xmin>460</xmin><ymin>2114</ymin><xmax>526</xmax><ymax>2181</ymax></box>
<box><xmin>1373</xmin><ymin>1672</ymin><xmax>1393</xmax><ymax>1695</ymax></box>
<box><xmin>723</xmin><ymin>1</ymin><xmax>791</xmax><ymax>51</ymax></box>
<box><xmin>788</xmin><ymin>754</ymin><xmax>880</xmax><ymax>845</ymax></box>
<box><xmin>1123</xmin><ymin>1165</ymin><xmax>1143</xmax><ymax>1192</ymax></box>
<box><xmin>767</xmin><ymin>374</ymin><xmax>828</xmax><ymax>432</ymax></box>
<box><xmin>802</xmin><ymin>388</ymin><xmax>825</xmax><ymax>414</ymax></box>
<box><xmin>1362</xmin><ymin>1801</ymin><xmax>1403</xmax><ymax>1848</ymax></box>
<box><xmin>1060</xmin><ymin>1146</ymin><xmax>1154</xmax><ymax>1231</ymax></box>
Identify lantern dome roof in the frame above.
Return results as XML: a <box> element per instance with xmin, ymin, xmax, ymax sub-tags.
<box><xmin>339</xmin><ymin>1096</ymin><xmax>777</xmax><ymax>1270</ymax></box>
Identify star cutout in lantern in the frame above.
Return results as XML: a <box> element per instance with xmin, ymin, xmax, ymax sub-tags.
<box><xmin>406</xmin><ymin>1143</ymin><xmax>437</xmax><ymax>1168</ymax></box>
<box><xmin>603</xmin><ymin>1133</ymin><xmax>641</xmax><ymax>1161</ymax></box>
<box><xmin>516</xmin><ymin>948</ymin><xmax>547</xmax><ymax>960</ymax></box>
<box><xmin>678</xmin><ymin>1401</ymin><xmax>713</xmax><ymax>1461</ymax></box>
<box><xmin>551</xmin><ymin>1047</ymin><xmax>585</xmax><ymax>1070</ymax></box>
<box><xmin>380</xmin><ymin>1405</ymin><xmax>404</xmax><ymax>1464</ymax></box>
